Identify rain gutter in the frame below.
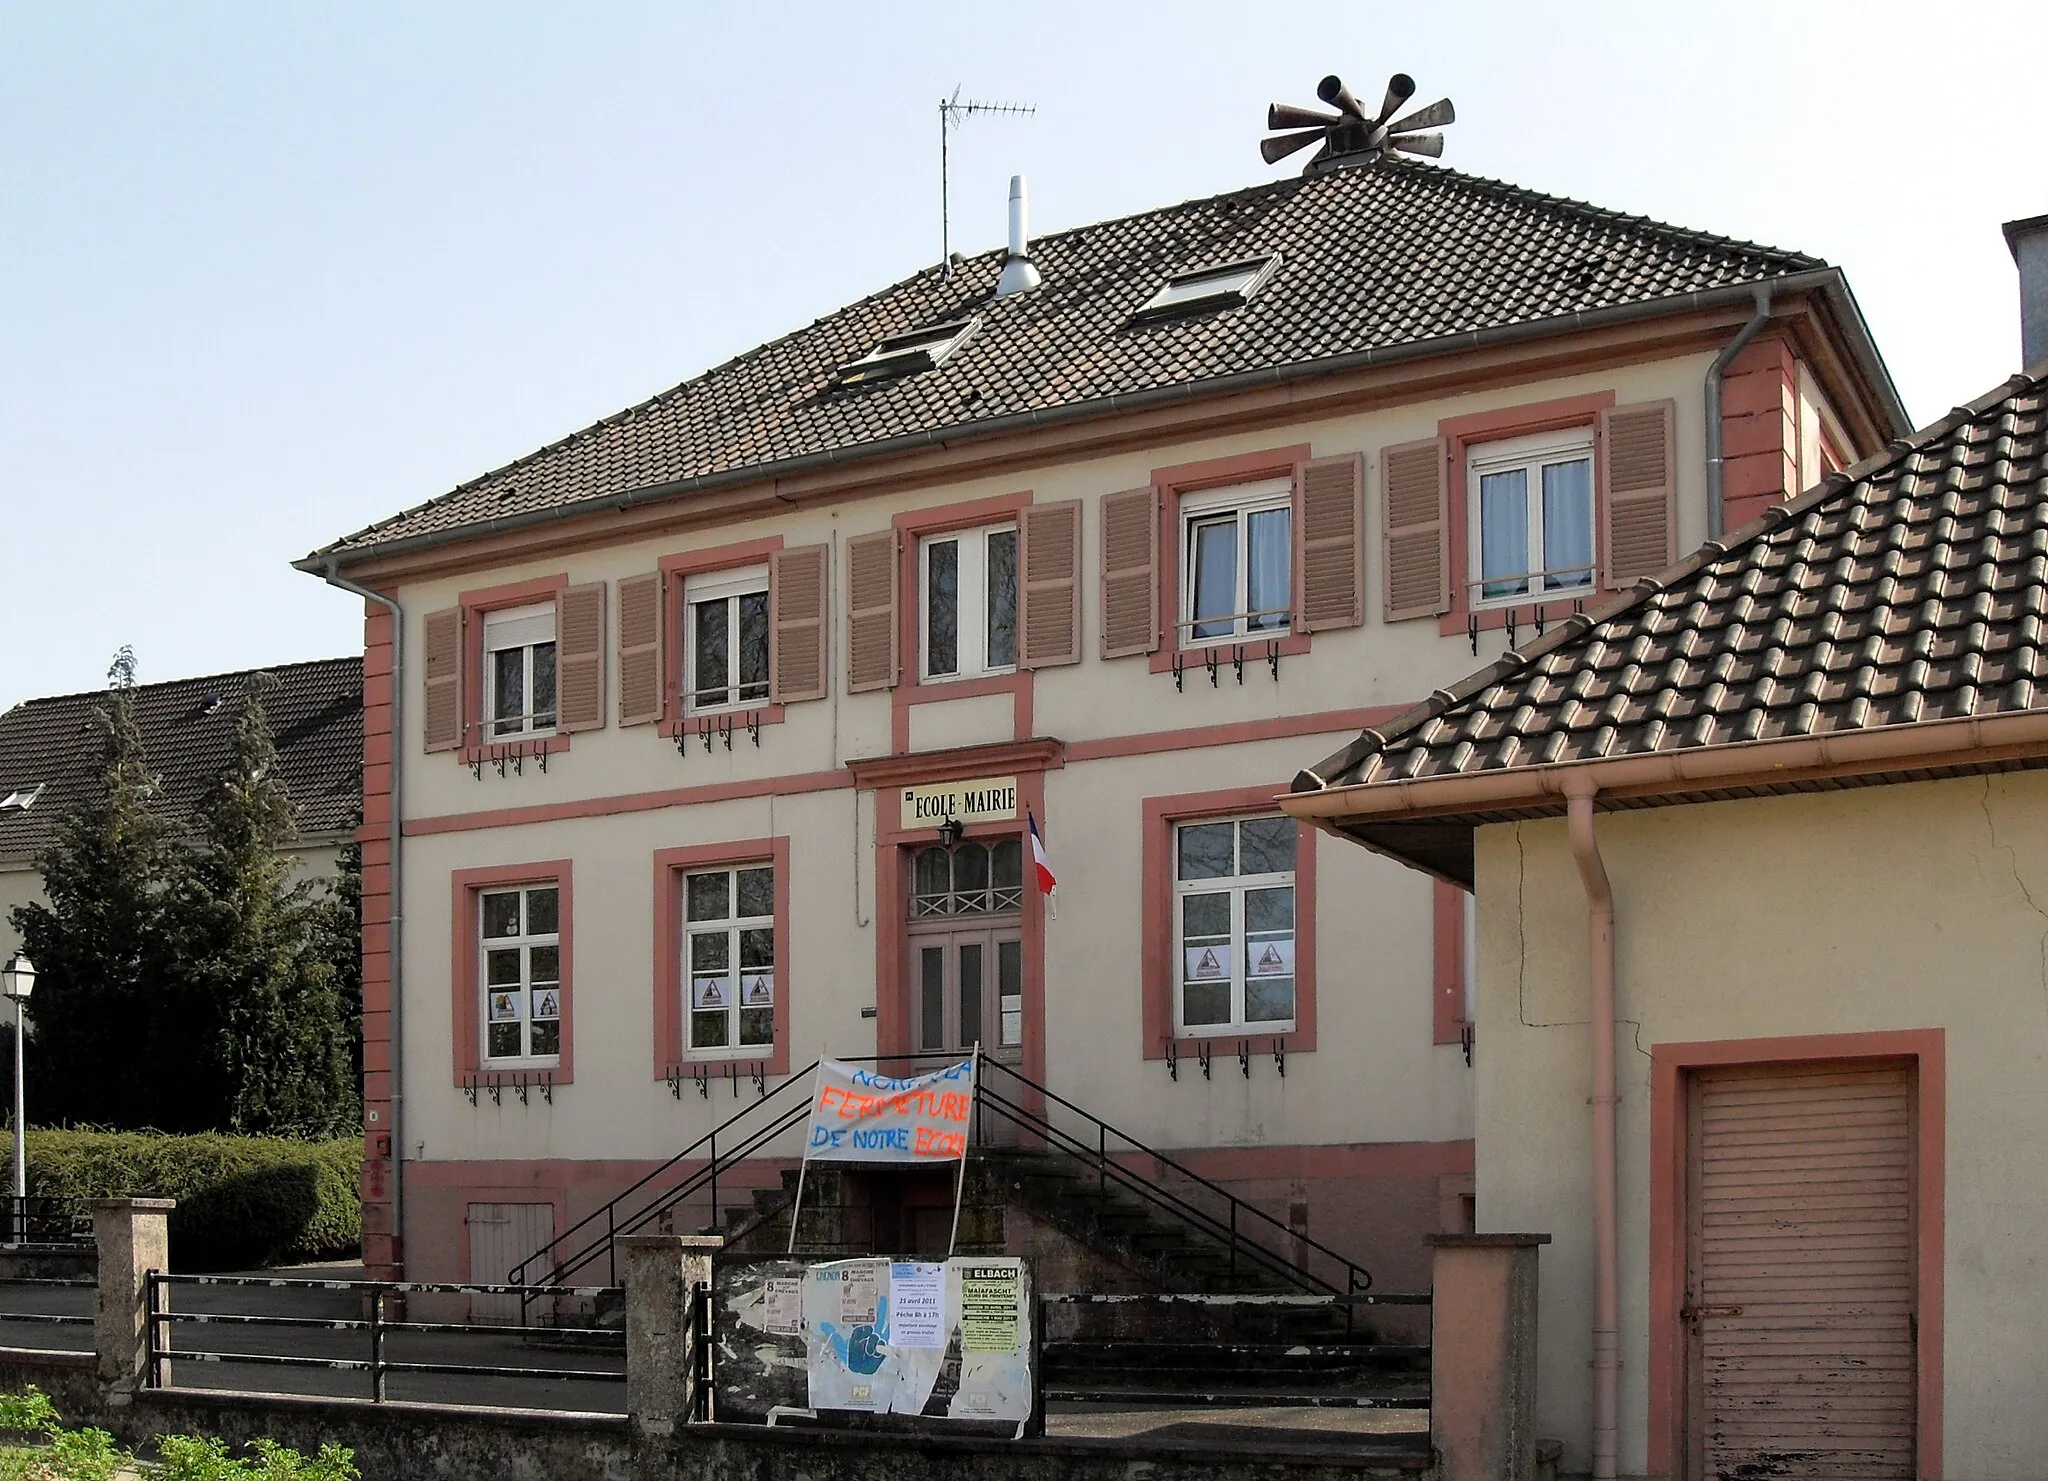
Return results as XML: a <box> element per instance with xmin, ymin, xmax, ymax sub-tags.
<box><xmin>1704</xmin><ymin>285</ymin><xmax>1775</xmax><ymax>542</ymax></box>
<box><xmin>1565</xmin><ymin>779</ymin><xmax>1620</xmax><ymax>1481</ymax></box>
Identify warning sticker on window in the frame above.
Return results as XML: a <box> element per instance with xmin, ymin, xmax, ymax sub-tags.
<box><xmin>1246</xmin><ymin>938</ymin><xmax>1295</xmax><ymax>977</ymax></box>
<box><xmin>1184</xmin><ymin>946</ymin><xmax>1227</xmax><ymax>981</ymax></box>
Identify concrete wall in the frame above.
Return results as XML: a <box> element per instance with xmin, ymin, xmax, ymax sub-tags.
<box><xmin>1470</xmin><ymin>769</ymin><xmax>2048</xmax><ymax>1481</ymax></box>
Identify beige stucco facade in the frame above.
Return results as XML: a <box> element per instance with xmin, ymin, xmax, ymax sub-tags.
<box><xmin>1471</xmin><ymin>769</ymin><xmax>2048</xmax><ymax>1480</ymax></box>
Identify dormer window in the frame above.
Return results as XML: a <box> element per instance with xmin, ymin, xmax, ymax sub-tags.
<box><xmin>1132</xmin><ymin>256</ymin><xmax>1280</xmax><ymax>322</ymax></box>
<box><xmin>0</xmin><ymin>784</ymin><xmax>42</xmax><ymax>812</ymax></box>
<box><xmin>835</xmin><ymin>318</ymin><xmax>979</xmax><ymax>387</ymax></box>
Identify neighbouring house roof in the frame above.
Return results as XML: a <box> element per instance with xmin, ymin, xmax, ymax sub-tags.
<box><xmin>0</xmin><ymin>657</ymin><xmax>363</xmax><ymax>869</ymax></box>
<box><xmin>1290</xmin><ymin>371</ymin><xmax>2048</xmax><ymax>884</ymax></box>
<box><xmin>305</xmin><ymin>159</ymin><xmax>1903</xmax><ymax>567</ymax></box>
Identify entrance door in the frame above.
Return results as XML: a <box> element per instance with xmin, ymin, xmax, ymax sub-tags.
<box><xmin>906</xmin><ymin>837</ymin><xmax>1026</xmax><ymax>1065</ymax></box>
<box><xmin>1684</xmin><ymin>1061</ymin><xmax>1916</xmax><ymax>1480</ymax></box>
<box><xmin>467</xmin><ymin>1202</ymin><xmax>555</xmax><ymax>1323</ymax></box>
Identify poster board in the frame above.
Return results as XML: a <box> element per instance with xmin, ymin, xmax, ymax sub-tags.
<box><xmin>712</xmin><ymin>1255</ymin><xmax>1035</xmax><ymax>1429</ymax></box>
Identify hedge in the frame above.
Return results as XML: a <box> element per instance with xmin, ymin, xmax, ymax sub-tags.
<box><xmin>24</xmin><ymin>1130</ymin><xmax>359</xmax><ymax>1271</ymax></box>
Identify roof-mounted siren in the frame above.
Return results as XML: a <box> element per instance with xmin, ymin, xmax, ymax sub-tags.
<box><xmin>1260</xmin><ymin>72</ymin><xmax>1455</xmax><ymax>175</ymax></box>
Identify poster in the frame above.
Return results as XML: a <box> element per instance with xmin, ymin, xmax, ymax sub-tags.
<box><xmin>804</xmin><ymin>1259</ymin><xmax>894</xmax><ymax>1413</ymax></box>
<box><xmin>488</xmin><ymin>991</ymin><xmax>519</xmax><ymax>1022</ymax></box>
<box><xmin>802</xmin><ymin>1058</ymin><xmax>974</xmax><ymax>1163</ymax></box>
<box><xmin>1184</xmin><ymin>945</ymin><xmax>1226</xmax><ymax>981</ymax></box>
<box><xmin>890</xmin><ymin>1263</ymin><xmax>946</xmax><ymax>1349</ymax></box>
<box><xmin>762</xmin><ymin>1277</ymin><xmax>801</xmax><ymax>1336</ymax></box>
<box><xmin>959</xmin><ymin>1263</ymin><xmax>1021</xmax><ymax>1352</ymax></box>
<box><xmin>692</xmin><ymin>975</ymin><xmax>730</xmax><ymax>1009</ymax></box>
<box><xmin>741</xmin><ymin>972</ymin><xmax>774</xmax><ymax>1007</ymax></box>
<box><xmin>839</xmin><ymin>1262</ymin><xmax>879</xmax><ymax>1325</ymax></box>
<box><xmin>1246</xmin><ymin>938</ymin><xmax>1295</xmax><ymax>977</ymax></box>
<box><xmin>531</xmin><ymin>988</ymin><xmax>561</xmax><ymax>1020</ymax></box>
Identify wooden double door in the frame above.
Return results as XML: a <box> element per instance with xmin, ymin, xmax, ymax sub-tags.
<box><xmin>907</xmin><ymin>919</ymin><xmax>1022</xmax><ymax>1063</ymax></box>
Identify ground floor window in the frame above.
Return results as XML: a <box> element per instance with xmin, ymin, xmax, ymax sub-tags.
<box><xmin>1173</xmin><ymin>814</ymin><xmax>1297</xmax><ymax>1035</ymax></box>
<box><xmin>686</xmin><ymin>863</ymin><xmax>776</xmax><ymax>1053</ymax></box>
<box><xmin>480</xmin><ymin>884</ymin><xmax>561</xmax><ymax>1063</ymax></box>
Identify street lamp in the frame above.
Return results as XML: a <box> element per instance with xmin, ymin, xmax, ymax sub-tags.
<box><xmin>1</xmin><ymin>953</ymin><xmax>33</xmax><ymax>1242</ymax></box>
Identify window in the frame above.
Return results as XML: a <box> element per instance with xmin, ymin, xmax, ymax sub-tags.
<box><xmin>1467</xmin><ymin>430</ymin><xmax>1595</xmax><ymax>606</ymax></box>
<box><xmin>1173</xmin><ymin>815</ymin><xmax>1297</xmax><ymax>1035</ymax></box>
<box><xmin>836</xmin><ymin>318</ymin><xmax>979</xmax><ymax>387</ymax></box>
<box><xmin>1180</xmin><ymin>478</ymin><xmax>1292</xmax><ymax>645</ymax></box>
<box><xmin>685</xmin><ymin>864</ymin><xmax>776</xmax><ymax>1055</ymax></box>
<box><xmin>911</xmin><ymin>839</ymin><xmax>1024</xmax><ymax>917</ymax></box>
<box><xmin>0</xmin><ymin>784</ymin><xmax>42</xmax><ymax>812</ymax></box>
<box><xmin>483</xmin><ymin>603</ymin><xmax>557</xmax><ymax>738</ymax></box>
<box><xmin>480</xmin><ymin>885</ymin><xmax>561</xmax><ymax>1063</ymax></box>
<box><xmin>684</xmin><ymin>565</ymin><xmax>769</xmax><ymax>713</ymax></box>
<box><xmin>1133</xmin><ymin>255</ymin><xmax>1280</xmax><ymax>321</ymax></box>
<box><xmin>920</xmin><ymin>525</ymin><xmax>1017</xmax><ymax>680</ymax></box>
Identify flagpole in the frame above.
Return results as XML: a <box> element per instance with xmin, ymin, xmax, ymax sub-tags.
<box><xmin>946</xmin><ymin>1044</ymin><xmax>979</xmax><ymax>1257</ymax></box>
<box><xmin>786</xmin><ymin>1056</ymin><xmax>824</xmax><ymax>1255</ymax></box>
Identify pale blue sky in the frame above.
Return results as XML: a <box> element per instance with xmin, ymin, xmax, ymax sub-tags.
<box><xmin>3</xmin><ymin>1</ymin><xmax>2040</xmax><ymax>709</ymax></box>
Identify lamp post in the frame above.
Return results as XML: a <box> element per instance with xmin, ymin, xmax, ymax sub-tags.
<box><xmin>0</xmin><ymin>953</ymin><xmax>33</xmax><ymax>1243</ymax></box>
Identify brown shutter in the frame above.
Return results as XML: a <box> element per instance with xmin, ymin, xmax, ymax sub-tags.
<box><xmin>1099</xmin><ymin>486</ymin><xmax>1159</xmax><ymax>659</ymax></box>
<box><xmin>616</xmin><ymin>572</ymin><xmax>666</xmax><ymax>727</ymax></box>
<box><xmin>1382</xmin><ymin>438</ymin><xmax>1449</xmax><ymax>621</ymax></box>
<box><xmin>845</xmin><ymin>530</ymin><xmax>899</xmax><ymax>693</ymax></box>
<box><xmin>1018</xmin><ymin>500</ymin><xmax>1082</xmax><ymax>669</ymax></box>
<box><xmin>1600</xmin><ymin>399</ymin><xmax>1677</xmax><ymax>587</ymax></box>
<box><xmin>770</xmin><ymin>544</ymin><xmax>830</xmax><ymax>703</ymax></box>
<box><xmin>422</xmin><ymin>606</ymin><xmax>464</xmax><ymax>753</ymax></box>
<box><xmin>1295</xmin><ymin>453</ymin><xmax>1364</xmax><ymax>632</ymax></box>
<box><xmin>555</xmin><ymin>583</ymin><xmax>606</xmax><ymax>732</ymax></box>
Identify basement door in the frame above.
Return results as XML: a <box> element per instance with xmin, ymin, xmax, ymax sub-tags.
<box><xmin>1684</xmin><ymin>1061</ymin><xmax>1916</xmax><ymax>1480</ymax></box>
<box><xmin>467</xmin><ymin>1202</ymin><xmax>554</xmax><ymax>1324</ymax></box>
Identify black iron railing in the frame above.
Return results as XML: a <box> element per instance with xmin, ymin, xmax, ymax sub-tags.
<box><xmin>1</xmin><ymin>1198</ymin><xmax>90</xmax><ymax>1247</ymax></box>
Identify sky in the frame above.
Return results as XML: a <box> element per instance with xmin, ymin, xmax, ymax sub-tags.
<box><xmin>2</xmin><ymin>0</ymin><xmax>2042</xmax><ymax>711</ymax></box>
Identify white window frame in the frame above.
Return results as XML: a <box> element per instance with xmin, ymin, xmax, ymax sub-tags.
<box><xmin>1133</xmin><ymin>255</ymin><xmax>1280</xmax><ymax>320</ymax></box>
<box><xmin>682</xmin><ymin>564</ymin><xmax>771</xmax><ymax>715</ymax></box>
<box><xmin>1178</xmin><ymin>477</ymin><xmax>1294</xmax><ymax>648</ymax></box>
<box><xmin>1171</xmin><ymin>813</ymin><xmax>1299</xmax><ymax>1037</ymax></box>
<box><xmin>479</xmin><ymin>885</ymin><xmax>561</xmax><ymax>1067</ymax></box>
<box><xmin>1465</xmin><ymin>428</ymin><xmax>1597</xmax><ymax>610</ymax></box>
<box><xmin>918</xmin><ymin>523</ymin><xmax>1018</xmax><ymax>682</ymax></box>
<box><xmin>482</xmin><ymin>602</ymin><xmax>558</xmax><ymax>739</ymax></box>
<box><xmin>684</xmin><ymin>863</ymin><xmax>777</xmax><ymax>1060</ymax></box>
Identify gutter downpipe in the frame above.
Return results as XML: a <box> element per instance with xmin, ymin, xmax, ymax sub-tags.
<box><xmin>1704</xmin><ymin>285</ymin><xmax>1774</xmax><ymax>542</ymax></box>
<box><xmin>321</xmin><ymin>560</ymin><xmax>405</xmax><ymax>1277</ymax></box>
<box><xmin>1564</xmin><ymin>778</ymin><xmax>1620</xmax><ymax>1481</ymax></box>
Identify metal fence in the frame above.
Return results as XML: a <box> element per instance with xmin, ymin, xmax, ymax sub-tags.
<box><xmin>0</xmin><ymin>1276</ymin><xmax>94</xmax><ymax>1353</ymax></box>
<box><xmin>1</xmin><ymin>1198</ymin><xmax>90</xmax><ymax>1247</ymax></box>
<box><xmin>146</xmin><ymin>1274</ymin><xmax>629</xmax><ymax>1411</ymax></box>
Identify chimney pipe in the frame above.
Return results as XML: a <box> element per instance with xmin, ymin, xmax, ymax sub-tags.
<box><xmin>2004</xmin><ymin>213</ymin><xmax>2048</xmax><ymax>371</ymax></box>
<box><xmin>996</xmin><ymin>175</ymin><xmax>1043</xmax><ymax>298</ymax></box>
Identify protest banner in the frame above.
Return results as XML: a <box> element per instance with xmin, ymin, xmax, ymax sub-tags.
<box><xmin>787</xmin><ymin>1055</ymin><xmax>979</xmax><ymax>1256</ymax></box>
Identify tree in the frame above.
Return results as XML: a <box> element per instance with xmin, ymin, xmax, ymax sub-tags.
<box><xmin>173</xmin><ymin>672</ymin><xmax>356</xmax><ymax>1137</ymax></box>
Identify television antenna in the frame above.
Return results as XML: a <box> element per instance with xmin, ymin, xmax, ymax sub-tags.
<box><xmin>940</xmin><ymin>88</ymin><xmax>1035</xmax><ymax>279</ymax></box>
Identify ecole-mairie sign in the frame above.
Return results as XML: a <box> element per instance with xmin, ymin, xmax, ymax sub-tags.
<box><xmin>899</xmin><ymin>776</ymin><xmax>1018</xmax><ymax>832</ymax></box>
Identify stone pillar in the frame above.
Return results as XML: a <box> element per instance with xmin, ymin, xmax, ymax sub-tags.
<box><xmin>92</xmin><ymin>1197</ymin><xmax>174</xmax><ymax>1398</ymax></box>
<box><xmin>623</xmin><ymin>1233</ymin><xmax>722</xmax><ymax>1443</ymax></box>
<box><xmin>1428</xmin><ymin>1232</ymin><xmax>1549</xmax><ymax>1481</ymax></box>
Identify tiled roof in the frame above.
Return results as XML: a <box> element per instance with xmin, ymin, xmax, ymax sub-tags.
<box><xmin>0</xmin><ymin>657</ymin><xmax>362</xmax><ymax>868</ymax></box>
<box><xmin>1301</xmin><ymin>371</ymin><xmax>2048</xmax><ymax>798</ymax></box>
<box><xmin>312</xmin><ymin>159</ymin><xmax>1836</xmax><ymax>562</ymax></box>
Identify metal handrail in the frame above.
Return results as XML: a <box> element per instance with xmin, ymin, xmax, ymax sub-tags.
<box><xmin>975</xmin><ymin>1057</ymin><xmax>1371</xmax><ymax>1293</ymax></box>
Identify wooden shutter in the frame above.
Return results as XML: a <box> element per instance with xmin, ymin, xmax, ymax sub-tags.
<box><xmin>1382</xmin><ymin>438</ymin><xmax>1449</xmax><ymax>621</ymax></box>
<box><xmin>845</xmin><ymin>530</ymin><xmax>899</xmax><ymax>693</ymax></box>
<box><xmin>1018</xmin><ymin>500</ymin><xmax>1082</xmax><ymax>668</ymax></box>
<box><xmin>422</xmin><ymin>606</ymin><xmax>464</xmax><ymax>753</ymax></box>
<box><xmin>1099</xmin><ymin>486</ymin><xmax>1159</xmax><ymax>659</ymax></box>
<box><xmin>1689</xmin><ymin>1061</ymin><xmax>1916</xmax><ymax>1480</ymax></box>
<box><xmin>1600</xmin><ymin>399</ymin><xmax>1677</xmax><ymax>587</ymax></box>
<box><xmin>770</xmin><ymin>544</ymin><xmax>830</xmax><ymax>703</ymax></box>
<box><xmin>555</xmin><ymin>583</ymin><xmax>606</xmax><ymax>732</ymax></box>
<box><xmin>1295</xmin><ymin>453</ymin><xmax>1364</xmax><ymax>632</ymax></box>
<box><xmin>616</xmin><ymin>572</ymin><xmax>666</xmax><ymax>727</ymax></box>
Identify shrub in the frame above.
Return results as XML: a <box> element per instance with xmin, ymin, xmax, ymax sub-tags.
<box><xmin>0</xmin><ymin>1390</ymin><xmax>358</xmax><ymax>1480</ymax></box>
<box><xmin>26</xmin><ymin>1130</ymin><xmax>359</xmax><ymax>1270</ymax></box>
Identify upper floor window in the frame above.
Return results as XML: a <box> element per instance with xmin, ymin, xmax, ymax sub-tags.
<box><xmin>483</xmin><ymin>604</ymin><xmax>557</xmax><ymax>738</ymax></box>
<box><xmin>921</xmin><ymin>525</ymin><xmax>1017</xmax><ymax>681</ymax></box>
<box><xmin>481</xmin><ymin>884</ymin><xmax>560</xmax><ymax>1063</ymax></box>
<box><xmin>1181</xmin><ymin>478</ymin><xmax>1292</xmax><ymax>645</ymax></box>
<box><xmin>686</xmin><ymin>864</ymin><xmax>776</xmax><ymax>1055</ymax></box>
<box><xmin>1468</xmin><ymin>430</ymin><xmax>1594</xmax><ymax>607</ymax></box>
<box><xmin>1173</xmin><ymin>815</ymin><xmax>1297</xmax><ymax>1036</ymax></box>
<box><xmin>685</xmin><ymin>565</ymin><xmax>769</xmax><ymax>713</ymax></box>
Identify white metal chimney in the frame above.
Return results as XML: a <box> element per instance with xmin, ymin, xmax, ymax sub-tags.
<box><xmin>2004</xmin><ymin>213</ymin><xmax>2048</xmax><ymax>370</ymax></box>
<box><xmin>996</xmin><ymin>175</ymin><xmax>1043</xmax><ymax>298</ymax></box>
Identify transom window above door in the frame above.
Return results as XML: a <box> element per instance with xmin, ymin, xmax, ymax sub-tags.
<box><xmin>480</xmin><ymin>884</ymin><xmax>560</xmax><ymax>1063</ymax></box>
<box><xmin>1173</xmin><ymin>815</ymin><xmax>1297</xmax><ymax>1036</ymax></box>
<box><xmin>685</xmin><ymin>864</ymin><xmax>776</xmax><ymax>1055</ymax></box>
<box><xmin>1468</xmin><ymin>429</ymin><xmax>1595</xmax><ymax>606</ymax></box>
<box><xmin>912</xmin><ymin>839</ymin><xmax>1024</xmax><ymax>917</ymax></box>
<box><xmin>920</xmin><ymin>525</ymin><xmax>1018</xmax><ymax>680</ymax></box>
<box><xmin>684</xmin><ymin>565</ymin><xmax>770</xmax><ymax>713</ymax></box>
<box><xmin>483</xmin><ymin>604</ymin><xmax>557</xmax><ymax>739</ymax></box>
<box><xmin>1181</xmin><ymin>477</ymin><xmax>1293</xmax><ymax>645</ymax></box>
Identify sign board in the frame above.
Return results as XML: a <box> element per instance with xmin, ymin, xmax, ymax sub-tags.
<box><xmin>803</xmin><ymin>1058</ymin><xmax>974</xmax><ymax>1163</ymax></box>
<box><xmin>899</xmin><ymin>776</ymin><xmax>1018</xmax><ymax>832</ymax></box>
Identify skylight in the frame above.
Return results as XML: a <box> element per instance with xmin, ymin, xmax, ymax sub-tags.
<box><xmin>1132</xmin><ymin>255</ymin><xmax>1281</xmax><ymax>322</ymax></box>
<box><xmin>0</xmin><ymin>784</ymin><xmax>43</xmax><ymax>812</ymax></box>
<box><xmin>835</xmin><ymin>317</ymin><xmax>980</xmax><ymax>387</ymax></box>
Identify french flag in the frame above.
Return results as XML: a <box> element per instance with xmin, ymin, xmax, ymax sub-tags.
<box><xmin>1028</xmin><ymin>809</ymin><xmax>1058</xmax><ymax>916</ymax></box>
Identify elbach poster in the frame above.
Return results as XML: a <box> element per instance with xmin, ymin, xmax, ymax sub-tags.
<box><xmin>799</xmin><ymin>1256</ymin><xmax>1031</xmax><ymax>1421</ymax></box>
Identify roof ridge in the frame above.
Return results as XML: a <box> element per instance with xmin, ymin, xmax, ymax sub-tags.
<box><xmin>6</xmin><ymin>654</ymin><xmax>362</xmax><ymax>715</ymax></box>
<box><xmin>1306</xmin><ymin>368</ymin><xmax>2048</xmax><ymax>785</ymax></box>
